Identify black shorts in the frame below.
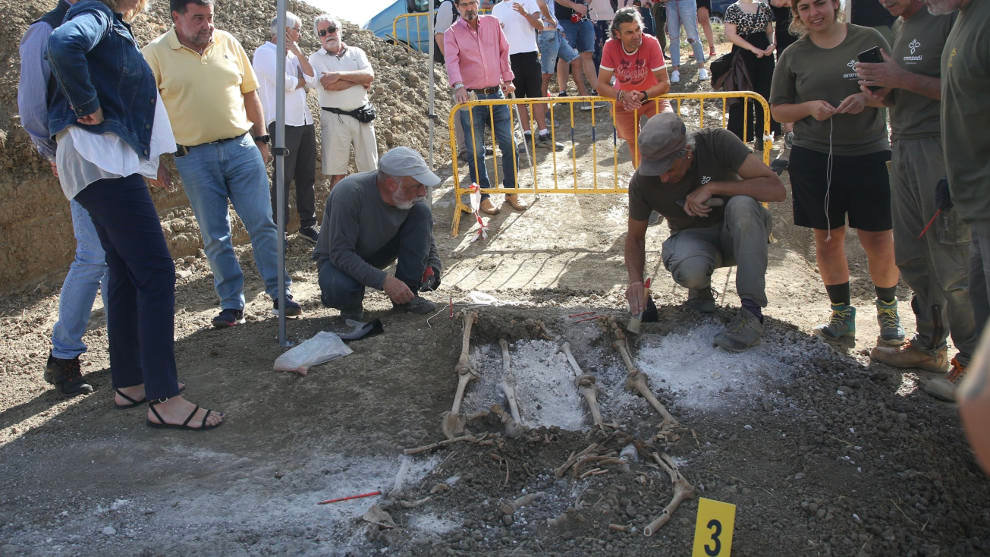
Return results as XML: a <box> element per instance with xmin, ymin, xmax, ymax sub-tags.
<box><xmin>697</xmin><ymin>0</ymin><xmax>712</xmax><ymax>12</ymax></box>
<box><xmin>510</xmin><ymin>51</ymin><xmax>543</xmax><ymax>99</ymax></box>
<box><xmin>789</xmin><ymin>146</ymin><xmax>892</xmax><ymax>231</ymax></box>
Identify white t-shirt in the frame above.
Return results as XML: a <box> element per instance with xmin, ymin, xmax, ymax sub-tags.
<box><xmin>492</xmin><ymin>0</ymin><xmax>541</xmax><ymax>55</ymax></box>
<box><xmin>435</xmin><ymin>0</ymin><xmax>458</xmax><ymax>33</ymax></box>
<box><xmin>309</xmin><ymin>44</ymin><xmax>372</xmax><ymax>111</ymax></box>
<box><xmin>589</xmin><ymin>0</ymin><xmax>615</xmax><ymax>22</ymax></box>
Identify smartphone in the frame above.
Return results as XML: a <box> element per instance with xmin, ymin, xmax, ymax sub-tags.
<box><xmin>857</xmin><ymin>46</ymin><xmax>884</xmax><ymax>92</ymax></box>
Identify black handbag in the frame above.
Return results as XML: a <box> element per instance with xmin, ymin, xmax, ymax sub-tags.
<box><xmin>322</xmin><ymin>103</ymin><xmax>377</xmax><ymax>123</ymax></box>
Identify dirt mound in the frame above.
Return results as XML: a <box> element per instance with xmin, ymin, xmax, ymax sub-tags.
<box><xmin>0</xmin><ymin>0</ymin><xmax>452</xmax><ymax>290</ymax></box>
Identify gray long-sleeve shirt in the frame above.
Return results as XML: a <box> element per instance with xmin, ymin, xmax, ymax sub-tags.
<box><xmin>313</xmin><ymin>171</ymin><xmax>441</xmax><ymax>289</ymax></box>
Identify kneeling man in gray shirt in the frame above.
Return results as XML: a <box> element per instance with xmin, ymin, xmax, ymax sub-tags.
<box><xmin>314</xmin><ymin>147</ymin><xmax>443</xmax><ymax>320</ymax></box>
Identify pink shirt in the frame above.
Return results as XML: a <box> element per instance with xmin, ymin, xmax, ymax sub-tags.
<box><xmin>443</xmin><ymin>15</ymin><xmax>514</xmax><ymax>89</ymax></box>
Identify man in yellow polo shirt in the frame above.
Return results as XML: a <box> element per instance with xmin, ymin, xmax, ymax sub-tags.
<box><xmin>143</xmin><ymin>0</ymin><xmax>300</xmax><ymax>328</ymax></box>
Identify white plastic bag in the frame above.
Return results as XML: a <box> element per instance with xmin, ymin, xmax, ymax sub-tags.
<box><xmin>273</xmin><ymin>331</ymin><xmax>352</xmax><ymax>375</ymax></box>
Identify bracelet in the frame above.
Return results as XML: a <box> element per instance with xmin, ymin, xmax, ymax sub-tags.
<box><xmin>253</xmin><ymin>134</ymin><xmax>271</xmax><ymax>144</ymax></box>
<box><xmin>617</xmin><ymin>90</ymin><xmax>624</xmax><ymax>103</ymax></box>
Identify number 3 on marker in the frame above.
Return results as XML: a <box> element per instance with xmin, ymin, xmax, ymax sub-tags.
<box><xmin>692</xmin><ymin>498</ymin><xmax>736</xmax><ymax>557</ymax></box>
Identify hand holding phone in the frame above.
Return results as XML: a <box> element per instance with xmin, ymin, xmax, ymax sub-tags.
<box><xmin>857</xmin><ymin>46</ymin><xmax>884</xmax><ymax>92</ymax></box>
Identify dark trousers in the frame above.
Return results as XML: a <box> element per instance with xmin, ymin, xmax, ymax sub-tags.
<box><xmin>317</xmin><ymin>202</ymin><xmax>432</xmax><ymax>310</ymax></box>
<box><xmin>74</xmin><ymin>173</ymin><xmax>179</xmax><ymax>399</ymax></box>
<box><xmin>728</xmin><ymin>33</ymin><xmax>780</xmax><ymax>143</ymax></box>
<box><xmin>268</xmin><ymin>123</ymin><xmax>317</xmax><ymax>228</ymax></box>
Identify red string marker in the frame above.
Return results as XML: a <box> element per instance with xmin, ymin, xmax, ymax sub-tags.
<box><xmin>317</xmin><ymin>490</ymin><xmax>382</xmax><ymax>505</ymax></box>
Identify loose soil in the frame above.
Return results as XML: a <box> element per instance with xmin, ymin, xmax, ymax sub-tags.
<box><xmin>2</xmin><ymin>2</ymin><xmax>989</xmax><ymax>556</ymax></box>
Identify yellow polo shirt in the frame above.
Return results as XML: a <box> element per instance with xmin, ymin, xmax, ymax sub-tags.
<box><xmin>142</xmin><ymin>29</ymin><xmax>259</xmax><ymax>146</ymax></box>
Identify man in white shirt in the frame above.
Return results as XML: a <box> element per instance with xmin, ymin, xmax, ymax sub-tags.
<box><xmin>252</xmin><ymin>12</ymin><xmax>319</xmax><ymax>242</ymax></box>
<box><xmin>492</xmin><ymin>0</ymin><xmax>563</xmax><ymax>150</ymax></box>
<box><xmin>309</xmin><ymin>15</ymin><xmax>378</xmax><ymax>189</ymax></box>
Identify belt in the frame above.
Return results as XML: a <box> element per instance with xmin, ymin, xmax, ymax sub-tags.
<box><xmin>175</xmin><ymin>133</ymin><xmax>246</xmax><ymax>157</ymax></box>
<box><xmin>468</xmin><ymin>86</ymin><xmax>500</xmax><ymax>95</ymax></box>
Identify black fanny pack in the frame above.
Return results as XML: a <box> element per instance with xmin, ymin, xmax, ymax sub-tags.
<box><xmin>322</xmin><ymin>103</ymin><xmax>376</xmax><ymax>123</ymax></box>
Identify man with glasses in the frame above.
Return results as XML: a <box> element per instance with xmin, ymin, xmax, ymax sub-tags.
<box><xmin>444</xmin><ymin>0</ymin><xmax>524</xmax><ymax>215</ymax></box>
<box><xmin>252</xmin><ymin>12</ymin><xmax>319</xmax><ymax>243</ymax></box>
<box><xmin>309</xmin><ymin>15</ymin><xmax>378</xmax><ymax>190</ymax></box>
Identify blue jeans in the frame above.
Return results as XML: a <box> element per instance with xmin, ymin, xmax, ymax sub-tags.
<box><xmin>459</xmin><ymin>90</ymin><xmax>516</xmax><ymax>199</ymax></box>
<box><xmin>538</xmin><ymin>29</ymin><xmax>579</xmax><ymax>74</ymax></box>
<box><xmin>559</xmin><ymin>18</ymin><xmax>595</xmax><ymax>53</ymax></box>
<box><xmin>317</xmin><ymin>202</ymin><xmax>432</xmax><ymax>310</ymax></box>
<box><xmin>175</xmin><ymin>134</ymin><xmax>290</xmax><ymax>310</ymax></box>
<box><xmin>666</xmin><ymin>0</ymin><xmax>706</xmax><ymax>67</ymax></box>
<box><xmin>51</xmin><ymin>199</ymin><xmax>109</xmax><ymax>359</ymax></box>
<box><xmin>74</xmin><ymin>174</ymin><xmax>179</xmax><ymax>399</ymax></box>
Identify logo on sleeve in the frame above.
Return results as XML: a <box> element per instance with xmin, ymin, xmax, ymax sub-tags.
<box><xmin>903</xmin><ymin>38</ymin><xmax>923</xmax><ymax>63</ymax></box>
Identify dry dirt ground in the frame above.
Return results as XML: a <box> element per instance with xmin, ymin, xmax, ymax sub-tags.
<box><xmin>2</xmin><ymin>8</ymin><xmax>989</xmax><ymax>557</ymax></box>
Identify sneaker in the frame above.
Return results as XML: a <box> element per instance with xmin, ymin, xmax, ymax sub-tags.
<box><xmin>212</xmin><ymin>308</ymin><xmax>245</xmax><ymax>329</ymax></box>
<box><xmin>393</xmin><ymin>295</ymin><xmax>437</xmax><ymax>315</ymax></box>
<box><xmin>713</xmin><ymin>308</ymin><xmax>763</xmax><ymax>352</ymax></box>
<box><xmin>817</xmin><ymin>303</ymin><xmax>856</xmax><ymax>341</ymax></box>
<box><xmin>923</xmin><ymin>357</ymin><xmax>967</xmax><ymax>401</ymax></box>
<box><xmin>557</xmin><ymin>91</ymin><xmax>569</xmax><ymax>97</ymax></box>
<box><xmin>870</xmin><ymin>339</ymin><xmax>948</xmax><ymax>373</ymax></box>
<box><xmin>298</xmin><ymin>225</ymin><xmax>319</xmax><ymax>244</ymax></box>
<box><xmin>272</xmin><ymin>295</ymin><xmax>302</xmax><ymax>317</ymax></box>
<box><xmin>45</xmin><ymin>352</ymin><xmax>94</xmax><ymax>397</ymax></box>
<box><xmin>536</xmin><ymin>133</ymin><xmax>564</xmax><ymax>151</ymax></box>
<box><xmin>670</xmin><ymin>70</ymin><xmax>680</xmax><ymax>84</ymax></box>
<box><xmin>523</xmin><ymin>130</ymin><xmax>533</xmax><ymax>144</ymax></box>
<box><xmin>684</xmin><ymin>287</ymin><xmax>716</xmax><ymax>314</ymax></box>
<box><xmin>876</xmin><ymin>298</ymin><xmax>905</xmax><ymax>346</ymax></box>
<box><xmin>698</xmin><ymin>68</ymin><xmax>710</xmax><ymax>80</ymax></box>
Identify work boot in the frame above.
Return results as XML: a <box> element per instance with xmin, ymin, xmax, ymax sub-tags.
<box><xmin>393</xmin><ymin>295</ymin><xmax>437</xmax><ymax>315</ymax></box>
<box><xmin>876</xmin><ymin>298</ymin><xmax>905</xmax><ymax>346</ymax></box>
<box><xmin>870</xmin><ymin>340</ymin><xmax>948</xmax><ymax>373</ymax></box>
<box><xmin>713</xmin><ymin>308</ymin><xmax>763</xmax><ymax>352</ymax></box>
<box><xmin>817</xmin><ymin>303</ymin><xmax>856</xmax><ymax>341</ymax></box>
<box><xmin>480</xmin><ymin>198</ymin><xmax>500</xmax><ymax>215</ymax></box>
<box><xmin>45</xmin><ymin>352</ymin><xmax>94</xmax><ymax>397</ymax></box>
<box><xmin>504</xmin><ymin>194</ymin><xmax>528</xmax><ymax>211</ymax></box>
<box><xmin>684</xmin><ymin>287</ymin><xmax>716</xmax><ymax>314</ymax></box>
<box><xmin>922</xmin><ymin>357</ymin><xmax>967</xmax><ymax>402</ymax></box>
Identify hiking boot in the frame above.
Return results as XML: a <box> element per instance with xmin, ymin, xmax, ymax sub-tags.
<box><xmin>870</xmin><ymin>340</ymin><xmax>948</xmax><ymax>373</ymax></box>
<box><xmin>272</xmin><ymin>295</ymin><xmax>302</xmax><ymax>317</ymax></box>
<box><xmin>876</xmin><ymin>298</ymin><xmax>905</xmax><ymax>346</ymax></box>
<box><xmin>393</xmin><ymin>295</ymin><xmax>437</xmax><ymax>315</ymax></box>
<box><xmin>504</xmin><ymin>194</ymin><xmax>528</xmax><ymax>211</ymax></box>
<box><xmin>922</xmin><ymin>357</ymin><xmax>967</xmax><ymax>401</ymax></box>
<box><xmin>713</xmin><ymin>308</ymin><xmax>763</xmax><ymax>352</ymax></box>
<box><xmin>685</xmin><ymin>287</ymin><xmax>716</xmax><ymax>314</ymax></box>
<box><xmin>45</xmin><ymin>352</ymin><xmax>94</xmax><ymax>397</ymax></box>
<box><xmin>298</xmin><ymin>225</ymin><xmax>319</xmax><ymax>244</ymax></box>
<box><xmin>817</xmin><ymin>303</ymin><xmax>855</xmax><ymax>341</ymax></box>
<box><xmin>212</xmin><ymin>308</ymin><xmax>245</xmax><ymax>329</ymax></box>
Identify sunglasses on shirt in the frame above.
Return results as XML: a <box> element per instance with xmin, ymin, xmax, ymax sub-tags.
<box><xmin>318</xmin><ymin>26</ymin><xmax>337</xmax><ymax>37</ymax></box>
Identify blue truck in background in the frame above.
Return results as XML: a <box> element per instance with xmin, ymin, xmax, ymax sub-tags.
<box><xmin>363</xmin><ymin>0</ymin><xmax>434</xmax><ymax>53</ymax></box>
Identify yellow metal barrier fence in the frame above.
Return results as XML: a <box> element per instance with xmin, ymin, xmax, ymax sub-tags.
<box><xmin>448</xmin><ymin>91</ymin><xmax>772</xmax><ymax>236</ymax></box>
<box><xmin>392</xmin><ymin>9</ymin><xmax>494</xmax><ymax>55</ymax></box>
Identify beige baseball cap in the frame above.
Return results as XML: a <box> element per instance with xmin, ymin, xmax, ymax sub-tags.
<box><xmin>637</xmin><ymin>113</ymin><xmax>688</xmax><ymax>176</ymax></box>
<box><xmin>379</xmin><ymin>147</ymin><xmax>441</xmax><ymax>187</ymax></box>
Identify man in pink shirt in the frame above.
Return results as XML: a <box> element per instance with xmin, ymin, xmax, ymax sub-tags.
<box><xmin>444</xmin><ymin>0</ymin><xmax>523</xmax><ymax>215</ymax></box>
<box><xmin>596</xmin><ymin>7</ymin><xmax>671</xmax><ymax>167</ymax></box>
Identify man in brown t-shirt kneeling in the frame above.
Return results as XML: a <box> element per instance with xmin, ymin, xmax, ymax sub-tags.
<box><xmin>624</xmin><ymin>113</ymin><xmax>786</xmax><ymax>351</ymax></box>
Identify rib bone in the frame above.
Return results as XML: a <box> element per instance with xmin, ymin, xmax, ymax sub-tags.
<box><xmin>560</xmin><ymin>342</ymin><xmax>603</xmax><ymax>427</ymax></box>
<box><xmin>643</xmin><ymin>452</ymin><xmax>695</xmax><ymax>536</ymax></box>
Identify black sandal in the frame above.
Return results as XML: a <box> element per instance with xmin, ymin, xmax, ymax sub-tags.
<box><xmin>146</xmin><ymin>400</ymin><xmax>223</xmax><ymax>431</ymax></box>
<box><xmin>114</xmin><ymin>384</ymin><xmax>185</xmax><ymax>409</ymax></box>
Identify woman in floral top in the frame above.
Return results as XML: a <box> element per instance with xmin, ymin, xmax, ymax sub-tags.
<box><xmin>724</xmin><ymin>0</ymin><xmax>781</xmax><ymax>147</ymax></box>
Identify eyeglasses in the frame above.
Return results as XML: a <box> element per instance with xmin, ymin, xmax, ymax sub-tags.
<box><xmin>318</xmin><ymin>26</ymin><xmax>337</xmax><ymax>37</ymax></box>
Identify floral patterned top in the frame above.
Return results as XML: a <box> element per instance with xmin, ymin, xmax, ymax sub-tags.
<box><xmin>724</xmin><ymin>1</ymin><xmax>775</xmax><ymax>36</ymax></box>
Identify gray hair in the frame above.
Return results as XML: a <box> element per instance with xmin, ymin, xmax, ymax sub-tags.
<box><xmin>270</xmin><ymin>11</ymin><xmax>302</xmax><ymax>37</ymax></box>
<box><xmin>610</xmin><ymin>7</ymin><xmax>644</xmax><ymax>39</ymax></box>
<box><xmin>314</xmin><ymin>14</ymin><xmax>342</xmax><ymax>37</ymax></box>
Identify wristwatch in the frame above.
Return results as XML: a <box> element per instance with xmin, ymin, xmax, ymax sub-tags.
<box><xmin>253</xmin><ymin>134</ymin><xmax>271</xmax><ymax>144</ymax></box>
<box><xmin>453</xmin><ymin>82</ymin><xmax>465</xmax><ymax>90</ymax></box>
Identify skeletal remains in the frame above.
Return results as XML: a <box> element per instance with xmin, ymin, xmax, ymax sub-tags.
<box><xmin>442</xmin><ymin>310</ymin><xmax>479</xmax><ymax>439</ymax></box>
<box><xmin>560</xmin><ymin>342</ymin><xmax>603</xmax><ymax>427</ymax></box>
<box><xmin>610</xmin><ymin>318</ymin><xmax>679</xmax><ymax>429</ymax></box>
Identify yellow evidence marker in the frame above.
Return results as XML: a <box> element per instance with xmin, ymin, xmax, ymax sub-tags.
<box><xmin>691</xmin><ymin>497</ymin><xmax>736</xmax><ymax>557</ymax></box>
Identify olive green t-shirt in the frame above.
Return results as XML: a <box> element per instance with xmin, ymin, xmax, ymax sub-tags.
<box><xmin>628</xmin><ymin>128</ymin><xmax>751</xmax><ymax>233</ymax></box>
<box><xmin>889</xmin><ymin>9</ymin><xmax>955</xmax><ymax>141</ymax></box>
<box><xmin>770</xmin><ymin>24</ymin><xmax>890</xmax><ymax>156</ymax></box>
<box><xmin>941</xmin><ymin>0</ymin><xmax>990</xmax><ymax>224</ymax></box>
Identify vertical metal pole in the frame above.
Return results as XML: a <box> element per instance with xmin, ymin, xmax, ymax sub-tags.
<box><xmin>275</xmin><ymin>0</ymin><xmax>288</xmax><ymax>347</ymax></box>
<box><xmin>428</xmin><ymin>1</ymin><xmax>437</xmax><ymax>209</ymax></box>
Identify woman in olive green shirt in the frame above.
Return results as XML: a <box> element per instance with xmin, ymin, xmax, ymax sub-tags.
<box><xmin>769</xmin><ymin>0</ymin><xmax>903</xmax><ymax>346</ymax></box>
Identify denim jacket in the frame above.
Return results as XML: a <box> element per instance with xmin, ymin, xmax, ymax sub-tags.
<box><xmin>47</xmin><ymin>0</ymin><xmax>157</xmax><ymax>158</ymax></box>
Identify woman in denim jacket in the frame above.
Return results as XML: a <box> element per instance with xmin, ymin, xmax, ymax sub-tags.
<box><xmin>48</xmin><ymin>0</ymin><xmax>224</xmax><ymax>430</ymax></box>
